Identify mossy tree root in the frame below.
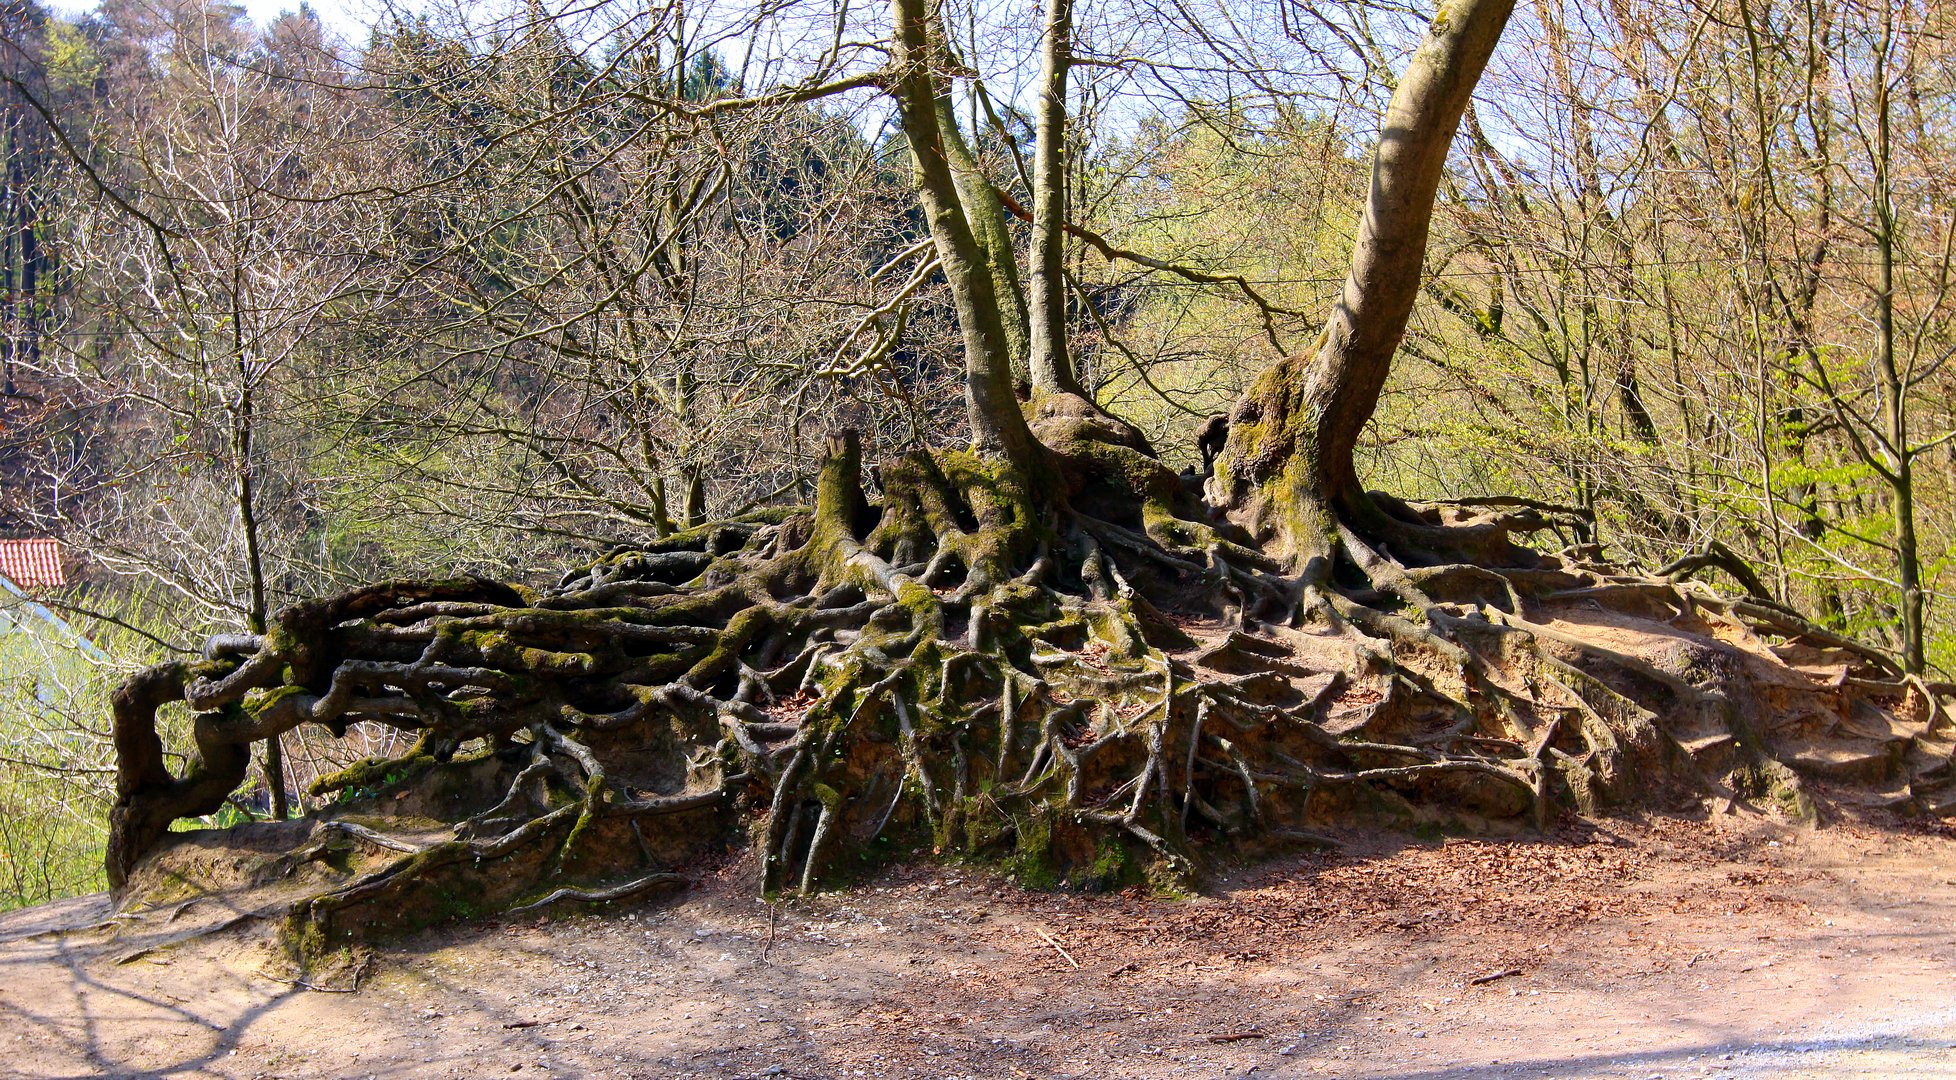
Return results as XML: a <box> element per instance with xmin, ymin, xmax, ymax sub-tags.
<box><xmin>107</xmin><ymin>428</ymin><xmax>1952</xmax><ymax>956</ymax></box>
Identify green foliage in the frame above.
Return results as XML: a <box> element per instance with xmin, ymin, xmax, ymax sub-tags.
<box><xmin>0</xmin><ymin>588</ymin><xmax>257</xmax><ymax>910</ymax></box>
<box><xmin>43</xmin><ymin>20</ymin><xmax>100</xmax><ymax>94</ymax></box>
<box><xmin>0</xmin><ymin>606</ymin><xmax>119</xmax><ymax>910</ymax></box>
<box><xmin>1090</xmin><ymin>106</ymin><xmax>1366</xmax><ymax>465</ymax></box>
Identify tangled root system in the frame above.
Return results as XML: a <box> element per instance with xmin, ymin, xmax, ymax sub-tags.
<box><xmin>106</xmin><ymin>421</ymin><xmax>1956</xmax><ymax>962</ymax></box>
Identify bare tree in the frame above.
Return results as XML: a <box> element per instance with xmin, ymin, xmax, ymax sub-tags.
<box><xmin>31</xmin><ymin>2</ymin><xmax>382</xmax><ymax>817</ymax></box>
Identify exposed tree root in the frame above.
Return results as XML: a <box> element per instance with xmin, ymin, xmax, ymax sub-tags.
<box><xmin>105</xmin><ymin>427</ymin><xmax>1956</xmax><ymax>965</ymax></box>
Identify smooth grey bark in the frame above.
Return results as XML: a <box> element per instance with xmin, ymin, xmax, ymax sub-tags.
<box><xmin>1225</xmin><ymin>0</ymin><xmax>1516</xmax><ymax>507</ymax></box>
<box><xmin>1213</xmin><ymin>0</ymin><xmax>1516</xmax><ymax>567</ymax></box>
<box><xmin>1300</xmin><ymin>0</ymin><xmax>1518</xmax><ymax>502</ymax></box>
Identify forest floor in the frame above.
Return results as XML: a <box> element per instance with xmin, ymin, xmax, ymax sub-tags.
<box><xmin>4</xmin><ymin>809</ymin><xmax>1956</xmax><ymax>1079</ymax></box>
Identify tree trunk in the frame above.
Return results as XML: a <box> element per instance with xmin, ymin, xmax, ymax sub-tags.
<box><xmin>889</xmin><ymin>0</ymin><xmax>1041</xmax><ymax>469</ymax></box>
<box><xmin>1</xmin><ymin>113</ymin><xmax>15</xmax><ymax>396</ymax></box>
<box><xmin>234</xmin><ymin>331</ymin><xmax>285</xmax><ymax>820</ymax></box>
<box><xmin>935</xmin><ymin>88</ymin><xmax>1031</xmax><ymax>380</ymax></box>
<box><xmin>1214</xmin><ymin>0</ymin><xmax>1516</xmax><ymax>563</ymax></box>
<box><xmin>1867</xmin><ymin>10</ymin><xmax>1925</xmax><ymax>674</ymax></box>
<box><xmin>1027</xmin><ymin>0</ymin><xmax>1082</xmax><ymax>398</ymax></box>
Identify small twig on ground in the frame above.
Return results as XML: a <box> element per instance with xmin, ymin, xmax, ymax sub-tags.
<box><xmin>1207</xmin><ymin>1029</ymin><xmax>1267</xmax><ymax>1043</ymax></box>
<box><xmin>1470</xmin><ymin>968</ymin><xmax>1523</xmax><ymax>986</ymax></box>
<box><xmin>114</xmin><ymin>911</ymin><xmax>265</xmax><ymax>965</ymax></box>
<box><xmin>259</xmin><ymin>954</ymin><xmax>373</xmax><ymax>994</ymax></box>
<box><xmin>316</xmin><ymin>820</ymin><xmax>424</xmax><ymax>854</ymax></box>
<box><xmin>505</xmin><ymin>873</ymin><xmax>687</xmax><ymax>915</ymax></box>
<box><xmin>1033</xmin><ymin>927</ymin><xmax>1080</xmax><ymax>969</ymax></box>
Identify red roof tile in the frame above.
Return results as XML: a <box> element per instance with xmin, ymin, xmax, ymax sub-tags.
<box><xmin>0</xmin><ymin>538</ymin><xmax>66</xmax><ymax>589</ymax></box>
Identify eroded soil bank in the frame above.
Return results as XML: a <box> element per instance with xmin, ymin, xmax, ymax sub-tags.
<box><xmin>4</xmin><ymin>812</ymin><xmax>1955</xmax><ymax>1079</ymax></box>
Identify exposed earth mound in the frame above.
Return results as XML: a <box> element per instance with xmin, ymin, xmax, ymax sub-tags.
<box><xmin>104</xmin><ymin>428</ymin><xmax>1956</xmax><ymax>964</ymax></box>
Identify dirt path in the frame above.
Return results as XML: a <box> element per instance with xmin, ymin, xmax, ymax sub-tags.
<box><xmin>5</xmin><ymin>813</ymin><xmax>1955</xmax><ymax>1079</ymax></box>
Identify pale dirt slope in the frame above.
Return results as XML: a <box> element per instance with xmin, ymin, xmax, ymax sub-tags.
<box><xmin>4</xmin><ymin>814</ymin><xmax>1956</xmax><ymax>1079</ymax></box>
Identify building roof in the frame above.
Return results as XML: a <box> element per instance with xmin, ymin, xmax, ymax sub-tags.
<box><xmin>0</xmin><ymin>538</ymin><xmax>65</xmax><ymax>589</ymax></box>
<box><xmin>0</xmin><ymin>555</ymin><xmax>104</xmax><ymax>660</ymax></box>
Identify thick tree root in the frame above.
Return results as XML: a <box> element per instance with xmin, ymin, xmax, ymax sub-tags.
<box><xmin>105</xmin><ymin>430</ymin><xmax>1956</xmax><ymax>964</ymax></box>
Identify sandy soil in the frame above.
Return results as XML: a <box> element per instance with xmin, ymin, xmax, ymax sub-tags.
<box><xmin>5</xmin><ymin>812</ymin><xmax>1956</xmax><ymax>1080</ymax></box>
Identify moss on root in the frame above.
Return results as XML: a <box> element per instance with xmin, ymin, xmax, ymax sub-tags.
<box><xmin>105</xmin><ymin>421</ymin><xmax>1944</xmax><ymax>954</ymax></box>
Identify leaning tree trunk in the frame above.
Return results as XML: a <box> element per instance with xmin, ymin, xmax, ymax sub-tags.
<box><xmin>1212</xmin><ymin>0</ymin><xmax>1518</xmax><ymax>569</ymax></box>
